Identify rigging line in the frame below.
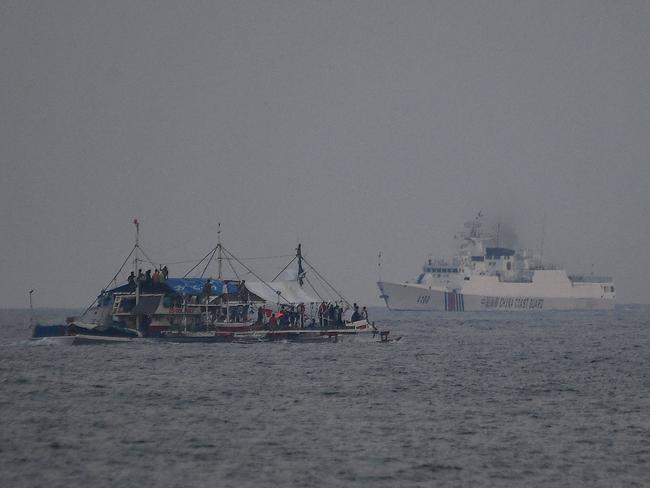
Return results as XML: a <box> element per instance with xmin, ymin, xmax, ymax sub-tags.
<box><xmin>137</xmin><ymin>245</ymin><xmax>158</xmax><ymax>269</ymax></box>
<box><xmin>81</xmin><ymin>245</ymin><xmax>136</xmax><ymax>316</ymax></box>
<box><xmin>307</xmin><ymin>270</ymin><xmax>337</xmax><ymax>302</ymax></box>
<box><xmin>224</xmin><ymin>255</ymin><xmax>241</xmax><ymax>281</ymax></box>
<box><xmin>221</xmin><ymin>246</ymin><xmax>292</xmax><ymax>306</ymax></box>
<box><xmin>239</xmin><ymin>254</ymin><xmax>295</xmax><ymax>261</ymax></box>
<box><xmin>183</xmin><ymin>246</ymin><xmax>217</xmax><ymax>277</ymax></box>
<box><xmin>271</xmin><ymin>255</ymin><xmax>297</xmax><ymax>282</ymax></box>
<box><xmin>301</xmin><ymin>255</ymin><xmax>350</xmax><ymax>304</ymax></box>
<box><xmin>160</xmin><ymin>259</ymin><xmax>203</xmax><ymax>265</ymax></box>
<box><xmin>157</xmin><ymin>254</ymin><xmax>296</xmax><ymax>267</ymax></box>
<box><xmin>199</xmin><ymin>246</ymin><xmax>218</xmax><ymax>279</ymax></box>
<box><xmin>304</xmin><ymin>276</ymin><xmax>324</xmax><ymax>302</ymax></box>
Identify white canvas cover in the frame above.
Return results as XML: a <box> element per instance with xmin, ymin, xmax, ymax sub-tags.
<box><xmin>245</xmin><ymin>280</ymin><xmax>320</xmax><ymax>305</ymax></box>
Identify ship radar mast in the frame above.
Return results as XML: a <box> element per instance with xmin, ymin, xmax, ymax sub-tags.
<box><xmin>217</xmin><ymin>222</ymin><xmax>222</xmax><ymax>280</ymax></box>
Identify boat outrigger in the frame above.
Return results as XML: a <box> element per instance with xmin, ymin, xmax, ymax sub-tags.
<box><xmin>31</xmin><ymin>221</ymin><xmax>396</xmax><ymax>344</ymax></box>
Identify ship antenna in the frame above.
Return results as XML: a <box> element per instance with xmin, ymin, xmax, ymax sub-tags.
<box><xmin>133</xmin><ymin>218</ymin><xmax>140</xmax><ymax>273</ymax></box>
<box><xmin>217</xmin><ymin>222</ymin><xmax>222</xmax><ymax>280</ymax></box>
<box><xmin>28</xmin><ymin>289</ymin><xmax>35</xmax><ymax>329</ymax></box>
<box><xmin>377</xmin><ymin>251</ymin><xmax>382</xmax><ymax>282</ymax></box>
<box><xmin>539</xmin><ymin>212</ymin><xmax>546</xmax><ymax>261</ymax></box>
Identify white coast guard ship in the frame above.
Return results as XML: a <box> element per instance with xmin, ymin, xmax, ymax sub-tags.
<box><xmin>377</xmin><ymin>213</ymin><xmax>615</xmax><ymax>311</ymax></box>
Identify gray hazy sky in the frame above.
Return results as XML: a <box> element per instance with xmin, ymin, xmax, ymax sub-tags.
<box><xmin>1</xmin><ymin>1</ymin><xmax>649</xmax><ymax>308</ymax></box>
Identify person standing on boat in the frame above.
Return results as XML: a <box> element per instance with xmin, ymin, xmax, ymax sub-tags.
<box><xmin>161</xmin><ymin>265</ymin><xmax>169</xmax><ymax>281</ymax></box>
<box><xmin>257</xmin><ymin>306</ymin><xmax>264</xmax><ymax>325</ymax></box>
<box><xmin>238</xmin><ymin>280</ymin><xmax>248</xmax><ymax>302</ymax></box>
<box><xmin>351</xmin><ymin>303</ymin><xmax>361</xmax><ymax>322</ymax></box>
<box><xmin>145</xmin><ymin>269</ymin><xmax>152</xmax><ymax>287</ymax></box>
<box><xmin>318</xmin><ymin>302</ymin><xmax>327</xmax><ymax>328</ymax></box>
<box><xmin>361</xmin><ymin>306</ymin><xmax>368</xmax><ymax>321</ymax></box>
<box><xmin>203</xmin><ymin>279</ymin><xmax>212</xmax><ymax>304</ymax></box>
<box><xmin>127</xmin><ymin>272</ymin><xmax>136</xmax><ymax>291</ymax></box>
<box><xmin>152</xmin><ymin>269</ymin><xmax>161</xmax><ymax>285</ymax></box>
<box><xmin>289</xmin><ymin>306</ymin><xmax>296</xmax><ymax>327</ymax></box>
<box><xmin>328</xmin><ymin>303</ymin><xmax>336</xmax><ymax>329</ymax></box>
<box><xmin>297</xmin><ymin>302</ymin><xmax>305</xmax><ymax>328</ymax></box>
<box><xmin>268</xmin><ymin>313</ymin><xmax>278</xmax><ymax>330</ymax></box>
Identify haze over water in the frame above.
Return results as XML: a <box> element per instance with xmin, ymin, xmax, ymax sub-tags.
<box><xmin>2</xmin><ymin>1</ymin><xmax>649</xmax><ymax>308</ymax></box>
<box><xmin>2</xmin><ymin>306</ymin><xmax>649</xmax><ymax>487</ymax></box>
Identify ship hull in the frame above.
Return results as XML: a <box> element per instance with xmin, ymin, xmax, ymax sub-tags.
<box><xmin>377</xmin><ymin>281</ymin><xmax>615</xmax><ymax>312</ymax></box>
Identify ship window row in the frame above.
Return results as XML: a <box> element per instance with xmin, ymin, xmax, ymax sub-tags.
<box><xmin>425</xmin><ymin>267</ymin><xmax>459</xmax><ymax>274</ymax></box>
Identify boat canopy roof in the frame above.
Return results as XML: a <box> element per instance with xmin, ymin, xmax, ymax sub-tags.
<box><xmin>164</xmin><ymin>278</ymin><xmax>239</xmax><ymax>296</ymax></box>
<box><xmin>245</xmin><ymin>280</ymin><xmax>320</xmax><ymax>305</ymax></box>
<box><xmin>107</xmin><ymin>278</ymin><xmax>240</xmax><ymax>297</ymax></box>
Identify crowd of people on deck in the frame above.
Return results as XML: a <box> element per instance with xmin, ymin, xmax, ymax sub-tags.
<box><xmin>123</xmin><ymin>268</ymin><xmax>369</xmax><ymax>331</ymax></box>
<box><xmin>127</xmin><ymin>266</ymin><xmax>169</xmax><ymax>291</ymax></box>
<box><xmin>252</xmin><ymin>301</ymin><xmax>369</xmax><ymax>330</ymax></box>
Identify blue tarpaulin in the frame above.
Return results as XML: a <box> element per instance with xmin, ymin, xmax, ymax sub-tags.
<box><xmin>163</xmin><ymin>278</ymin><xmax>239</xmax><ymax>296</ymax></box>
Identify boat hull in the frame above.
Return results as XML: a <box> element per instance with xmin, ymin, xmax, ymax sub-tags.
<box><xmin>378</xmin><ymin>281</ymin><xmax>615</xmax><ymax>312</ymax></box>
<box><xmin>157</xmin><ymin>327</ymin><xmax>395</xmax><ymax>343</ymax></box>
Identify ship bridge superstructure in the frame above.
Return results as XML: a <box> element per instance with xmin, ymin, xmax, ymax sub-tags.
<box><xmin>380</xmin><ymin>212</ymin><xmax>615</xmax><ymax>311</ymax></box>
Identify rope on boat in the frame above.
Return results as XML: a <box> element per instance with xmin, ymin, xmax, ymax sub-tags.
<box><xmin>225</xmin><ymin>255</ymin><xmax>241</xmax><ymax>281</ymax></box>
<box><xmin>137</xmin><ymin>245</ymin><xmax>158</xmax><ymax>269</ymax></box>
<box><xmin>183</xmin><ymin>246</ymin><xmax>218</xmax><ymax>278</ymax></box>
<box><xmin>301</xmin><ymin>255</ymin><xmax>350</xmax><ymax>305</ymax></box>
<box><xmin>199</xmin><ymin>246</ymin><xmax>218</xmax><ymax>278</ymax></box>
<box><xmin>304</xmin><ymin>276</ymin><xmax>325</xmax><ymax>302</ymax></box>
<box><xmin>220</xmin><ymin>245</ymin><xmax>293</xmax><ymax>306</ymax></box>
<box><xmin>81</xmin><ymin>245</ymin><xmax>136</xmax><ymax>316</ymax></box>
<box><xmin>305</xmin><ymin>268</ymin><xmax>337</xmax><ymax>302</ymax></box>
<box><xmin>271</xmin><ymin>255</ymin><xmax>297</xmax><ymax>282</ymax></box>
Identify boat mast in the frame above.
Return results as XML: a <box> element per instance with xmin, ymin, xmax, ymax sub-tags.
<box><xmin>296</xmin><ymin>243</ymin><xmax>304</xmax><ymax>286</ymax></box>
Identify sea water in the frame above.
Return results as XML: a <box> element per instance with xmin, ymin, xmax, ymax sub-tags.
<box><xmin>1</xmin><ymin>306</ymin><xmax>649</xmax><ymax>487</ymax></box>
